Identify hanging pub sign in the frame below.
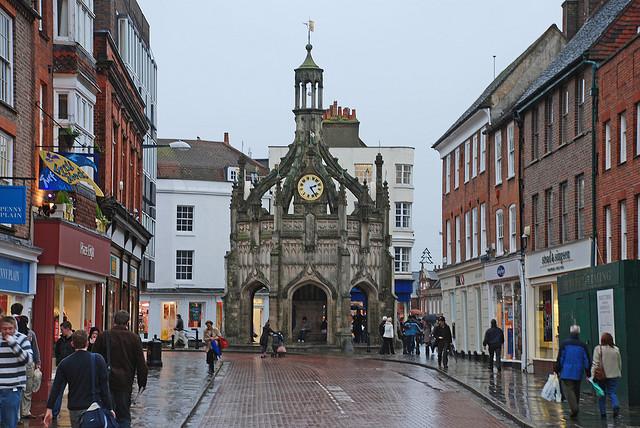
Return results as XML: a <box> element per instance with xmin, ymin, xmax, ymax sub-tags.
<box><xmin>0</xmin><ymin>186</ymin><xmax>27</xmax><ymax>224</ymax></box>
<box><xmin>39</xmin><ymin>151</ymin><xmax>104</xmax><ymax>197</ymax></box>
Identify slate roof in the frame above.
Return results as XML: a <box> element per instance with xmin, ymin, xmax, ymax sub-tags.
<box><xmin>517</xmin><ymin>0</ymin><xmax>631</xmax><ymax>108</ymax></box>
<box><xmin>432</xmin><ymin>25</ymin><xmax>561</xmax><ymax>149</ymax></box>
<box><xmin>157</xmin><ymin>138</ymin><xmax>268</xmax><ymax>181</ymax></box>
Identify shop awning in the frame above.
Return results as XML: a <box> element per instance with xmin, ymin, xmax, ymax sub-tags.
<box><xmin>394</xmin><ymin>279</ymin><xmax>413</xmax><ymax>302</ymax></box>
<box><xmin>39</xmin><ymin>151</ymin><xmax>104</xmax><ymax>197</ymax></box>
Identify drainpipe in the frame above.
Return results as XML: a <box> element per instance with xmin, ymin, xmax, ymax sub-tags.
<box><xmin>584</xmin><ymin>59</ymin><xmax>599</xmax><ymax>267</ymax></box>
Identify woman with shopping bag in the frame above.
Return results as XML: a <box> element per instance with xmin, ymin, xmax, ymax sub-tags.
<box><xmin>592</xmin><ymin>332</ymin><xmax>622</xmax><ymax>419</ymax></box>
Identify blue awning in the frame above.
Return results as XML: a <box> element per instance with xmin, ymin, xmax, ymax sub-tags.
<box><xmin>350</xmin><ymin>287</ymin><xmax>367</xmax><ymax>303</ymax></box>
<box><xmin>395</xmin><ymin>279</ymin><xmax>413</xmax><ymax>302</ymax></box>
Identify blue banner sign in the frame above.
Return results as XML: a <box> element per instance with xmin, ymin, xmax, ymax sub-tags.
<box><xmin>0</xmin><ymin>186</ymin><xmax>27</xmax><ymax>224</ymax></box>
<box><xmin>0</xmin><ymin>256</ymin><xmax>30</xmax><ymax>294</ymax></box>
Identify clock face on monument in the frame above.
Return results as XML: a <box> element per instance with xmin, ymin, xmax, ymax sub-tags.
<box><xmin>297</xmin><ymin>174</ymin><xmax>324</xmax><ymax>201</ymax></box>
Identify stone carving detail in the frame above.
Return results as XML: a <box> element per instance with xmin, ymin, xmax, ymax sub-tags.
<box><xmin>261</xmin><ymin>221</ymin><xmax>274</xmax><ymax>232</ymax></box>
<box><xmin>283</xmin><ymin>219</ymin><xmax>304</xmax><ymax>232</ymax></box>
<box><xmin>347</xmin><ymin>221</ymin><xmax>359</xmax><ymax>233</ymax></box>
<box><xmin>317</xmin><ymin>219</ymin><xmax>338</xmax><ymax>232</ymax></box>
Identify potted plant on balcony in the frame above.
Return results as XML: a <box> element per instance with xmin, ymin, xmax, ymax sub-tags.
<box><xmin>96</xmin><ymin>205</ymin><xmax>109</xmax><ymax>233</ymax></box>
<box><xmin>51</xmin><ymin>191</ymin><xmax>73</xmax><ymax>220</ymax></box>
<box><xmin>58</xmin><ymin>126</ymin><xmax>81</xmax><ymax>150</ymax></box>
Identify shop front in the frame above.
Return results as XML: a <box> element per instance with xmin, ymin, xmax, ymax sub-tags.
<box><xmin>0</xmin><ymin>241</ymin><xmax>40</xmax><ymax>318</ymax></box>
<box><xmin>140</xmin><ymin>289</ymin><xmax>224</xmax><ymax>342</ymax></box>
<box><xmin>484</xmin><ymin>258</ymin><xmax>523</xmax><ymax>365</ymax></box>
<box><xmin>440</xmin><ymin>264</ymin><xmax>486</xmax><ymax>356</ymax></box>
<box><xmin>524</xmin><ymin>239</ymin><xmax>590</xmax><ymax>373</ymax></box>
<box><xmin>33</xmin><ymin>218</ymin><xmax>110</xmax><ymax>396</ymax></box>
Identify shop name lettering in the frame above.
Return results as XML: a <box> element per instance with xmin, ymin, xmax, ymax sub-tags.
<box><xmin>0</xmin><ymin>267</ymin><xmax>20</xmax><ymax>282</ymax></box>
<box><xmin>0</xmin><ymin>206</ymin><xmax>21</xmax><ymax>219</ymax></box>
<box><xmin>541</xmin><ymin>250</ymin><xmax>571</xmax><ymax>266</ymax></box>
<box><xmin>52</xmin><ymin>159</ymin><xmax>85</xmax><ymax>182</ymax></box>
<box><xmin>80</xmin><ymin>242</ymin><xmax>95</xmax><ymax>260</ymax></box>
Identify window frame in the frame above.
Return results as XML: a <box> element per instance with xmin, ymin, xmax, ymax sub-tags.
<box><xmin>496</xmin><ymin>209</ymin><xmax>504</xmax><ymax>256</ymax></box>
<box><xmin>495</xmin><ymin>130</ymin><xmax>502</xmax><ymax>185</ymax></box>
<box><xmin>472</xmin><ymin>207</ymin><xmax>479</xmax><ymax>258</ymax></box>
<box><xmin>605</xmin><ymin>121</ymin><xmax>612</xmax><ymax>170</ymax></box>
<box><xmin>532</xmin><ymin>194</ymin><xmax>539</xmax><ymax>251</ymax></box>
<box><xmin>395</xmin><ymin>164</ymin><xmax>412</xmax><ymax>185</ymax></box>
<box><xmin>605</xmin><ymin>206</ymin><xmax>612</xmax><ymax>263</ymax></box>
<box><xmin>446</xmin><ymin>219</ymin><xmax>452</xmax><ymax>265</ymax></box>
<box><xmin>546</xmin><ymin>188</ymin><xmax>554</xmax><ymax>247</ymax></box>
<box><xmin>509</xmin><ymin>204</ymin><xmax>517</xmax><ymax>253</ymax></box>
<box><xmin>0</xmin><ymin>131</ymin><xmax>13</xmax><ymax>186</ymax></box>
<box><xmin>175</xmin><ymin>250</ymin><xmax>194</xmax><ymax>281</ymax></box>
<box><xmin>176</xmin><ymin>205</ymin><xmax>195</xmax><ymax>232</ymax></box>
<box><xmin>472</xmin><ymin>134</ymin><xmax>478</xmax><ymax>178</ymax></box>
<box><xmin>0</xmin><ymin>9</ymin><xmax>13</xmax><ymax>107</ymax></box>
<box><xmin>444</xmin><ymin>155</ymin><xmax>450</xmax><ymax>194</ymax></box>
<box><xmin>576</xmin><ymin>174</ymin><xmax>585</xmax><ymax>239</ymax></box>
<box><xmin>621</xmin><ymin>201</ymin><xmax>627</xmax><ymax>260</ymax></box>
<box><xmin>454</xmin><ymin>147</ymin><xmax>460</xmax><ymax>189</ymax></box>
<box><xmin>394</xmin><ymin>247</ymin><xmax>411</xmax><ymax>273</ymax></box>
<box><xmin>464</xmin><ymin>140</ymin><xmax>470</xmax><ymax>183</ymax></box>
<box><xmin>560</xmin><ymin>181</ymin><xmax>569</xmax><ymax>243</ymax></box>
<box><xmin>531</xmin><ymin>107</ymin><xmax>539</xmax><ymax>160</ymax></box>
<box><xmin>465</xmin><ymin>211</ymin><xmax>471</xmax><ymax>260</ymax></box>
<box><xmin>479</xmin><ymin>131</ymin><xmax>486</xmax><ymax>172</ymax></box>
<box><xmin>455</xmin><ymin>215</ymin><xmax>461</xmax><ymax>263</ymax></box>
<box><xmin>507</xmin><ymin>123</ymin><xmax>515</xmax><ymax>178</ymax></box>
<box><xmin>394</xmin><ymin>202</ymin><xmax>412</xmax><ymax>229</ymax></box>
<box><xmin>480</xmin><ymin>203</ymin><xmax>487</xmax><ymax>255</ymax></box>
<box><xmin>620</xmin><ymin>112</ymin><xmax>627</xmax><ymax>164</ymax></box>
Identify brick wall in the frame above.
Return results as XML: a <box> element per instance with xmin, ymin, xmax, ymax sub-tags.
<box><xmin>0</xmin><ymin>1</ymin><xmax>34</xmax><ymax>241</ymax></box>
<box><xmin>597</xmin><ymin>33</ymin><xmax>640</xmax><ymax>263</ymax></box>
<box><xmin>522</xmin><ymin>66</ymin><xmax>594</xmax><ymax>254</ymax></box>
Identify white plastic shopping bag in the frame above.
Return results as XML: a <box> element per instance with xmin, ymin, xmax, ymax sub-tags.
<box><xmin>541</xmin><ymin>373</ymin><xmax>562</xmax><ymax>402</ymax></box>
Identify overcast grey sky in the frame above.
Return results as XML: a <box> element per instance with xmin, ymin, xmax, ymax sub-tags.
<box><xmin>138</xmin><ymin>0</ymin><xmax>562</xmax><ymax>269</ymax></box>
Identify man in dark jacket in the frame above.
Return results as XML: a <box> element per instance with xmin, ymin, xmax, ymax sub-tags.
<box><xmin>52</xmin><ymin>321</ymin><xmax>74</xmax><ymax>419</ymax></box>
<box><xmin>555</xmin><ymin>324</ymin><xmax>591</xmax><ymax>418</ymax></box>
<box><xmin>92</xmin><ymin>310</ymin><xmax>148</xmax><ymax>428</ymax></box>
<box><xmin>432</xmin><ymin>316</ymin><xmax>452</xmax><ymax>369</ymax></box>
<box><xmin>483</xmin><ymin>319</ymin><xmax>505</xmax><ymax>372</ymax></box>
<box><xmin>44</xmin><ymin>330</ymin><xmax>113</xmax><ymax>428</ymax></box>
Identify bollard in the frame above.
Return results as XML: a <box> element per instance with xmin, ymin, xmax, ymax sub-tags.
<box><xmin>171</xmin><ymin>334</ymin><xmax>175</xmax><ymax>349</ymax></box>
<box><xmin>147</xmin><ymin>339</ymin><xmax>163</xmax><ymax>367</ymax></box>
<box><xmin>192</xmin><ymin>328</ymin><xmax>200</xmax><ymax>349</ymax></box>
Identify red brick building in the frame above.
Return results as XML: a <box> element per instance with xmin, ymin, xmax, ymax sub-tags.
<box><xmin>596</xmin><ymin>4</ymin><xmax>640</xmax><ymax>264</ymax></box>
<box><xmin>516</xmin><ymin>0</ymin><xmax>639</xmax><ymax>373</ymax></box>
<box><xmin>94</xmin><ymin>29</ymin><xmax>150</xmax><ymax>330</ymax></box>
<box><xmin>433</xmin><ymin>26</ymin><xmax>564</xmax><ymax>362</ymax></box>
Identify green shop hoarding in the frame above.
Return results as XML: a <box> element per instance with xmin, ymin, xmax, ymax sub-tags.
<box><xmin>557</xmin><ymin>260</ymin><xmax>640</xmax><ymax>405</ymax></box>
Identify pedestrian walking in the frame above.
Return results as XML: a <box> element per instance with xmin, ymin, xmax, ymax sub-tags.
<box><xmin>203</xmin><ymin>320</ymin><xmax>221</xmax><ymax>372</ymax></box>
<box><xmin>397</xmin><ymin>316</ymin><xmax>406</xmax><ymax>354</ymax></box>
<box><xmin>378</xmin><ymin>316</ymin><xmax>387</xmax><ymax>354</ymax></box>
<box><xmin>259</xmin><ymin>320</ymin><xmax>273</xmax><ymax>358</ymax></box>
<box><xmin>297</xmin><ymin>316</ymin><xmax>310</xmax><ymax>343</ymax></box>
<box><xmin>92</xmin><ymin>310</ymin><xmax>148</xmax><ymax>428</ymax></box>
<box><xmin>174</xmin><ymin>314</ymin><xmax>187</xmax><ymax>348</ymax></box>
<box><xmin>0</xmin><ymin>315</ymin><xmax>33</xmax><ymax>428</ymax></box>
<box><xmin>10</xmin><ymin>304</ymin><xmax>41</xmax><ymax>421</ymax></box>
<box><xmin>432</xmin><ymin>316</ymin><xmax>452</xmax><ymax>369</ymax></box>
<box><xmin>483</xmin><ymin>319</ymin><xmax>505</xmax><ymax>372</ymax></box>
<box><xmin>87</xmin><ymin>326</ymin><xmax>100</xmax><ymax>352</ymax></box>
<box><xmin>592</xmin><ymin>332</ymin><xmax>622</xmax><ymax>419</ymax></box>
<box><xmin>555</xmin><ymin>324</ymin><xmax>591</xmax><ymax>419</ymax></box>
<box><xmin>382</xmin><ymin>317</ymin><xmax>394</xmax><ymax>355</ymax></box>
<box><xmin>43</xmin><ymin>330</ymin><xmax>114</xmax><ymax>428</ymax></box>
<box><xmin>402</xmin><ymin>316</ymin><xmax>421</xmax><ymax>355</ymax></box>
<box><xmin>52</xmin><ymin>320</ymin><xmax>74</xmax><ymax>420</ymax></box>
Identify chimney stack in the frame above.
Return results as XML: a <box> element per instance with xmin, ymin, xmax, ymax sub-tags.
<box><xmin>562</xmin><ymin>0</ymin><xmax>579</xmax><ymax>40</ymax></box>
<box><xmin>224</xmin><ymin>132</ymin><xmax>229</xmax><ymax>144</ymax></box>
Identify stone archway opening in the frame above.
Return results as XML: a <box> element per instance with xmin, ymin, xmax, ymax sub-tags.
<box><xmin>350</xmin><ymin>286</ymin><xmax>368</xmax><ymax>344</ymax></box>
<box><xmin>250</xmin><ymin>286</ymin><xmax>269</xmax><ymax>343</ymax></box>
<box><xmin>291</xmin><ymin>284</ymin><xmax>327</xmax><ymax>344</ymax></box>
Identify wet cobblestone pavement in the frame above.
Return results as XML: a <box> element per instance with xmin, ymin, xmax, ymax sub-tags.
<box><xmin>24</xmin><ymin>350</ymin><xmax>212</xmax><ymax>428</ymax></box>
<box><xmin>375</xmin><ymin>344</ymin><xmax>640</xmax><ymax>428</ymax></box>
<box><xmin>195</xmin><ymin>353</ymin><xmax>516</xmax><ymax>428</ymax></box>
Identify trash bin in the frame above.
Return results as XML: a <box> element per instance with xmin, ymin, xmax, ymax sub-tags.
<box><xmin>147</xmin><ymin>339</ymin><xmax>163</xmax><ymax>367</ymax></box>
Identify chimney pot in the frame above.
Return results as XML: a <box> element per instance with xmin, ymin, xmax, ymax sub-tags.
<box><xmin>224</xmin><ymin>132</ymin><xmax>229</xmax><ymax>144</ymax></box>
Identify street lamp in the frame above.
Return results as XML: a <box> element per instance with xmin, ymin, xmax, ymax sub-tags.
<box><xmin>142</xmin><ymin>140</ymin><xmax>191</xmax><ymax>151</ymax></box>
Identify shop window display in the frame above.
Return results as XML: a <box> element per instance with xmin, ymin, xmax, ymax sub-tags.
<box><xmin>493</xmin><ymin>283</ymin><xmax>522</xmax><ymax>361</ymax></box>
<box><xmin>535</xmin><ymin>283</ymin><xmax>559</xmax><ymax>359</ymax></box>
<box><xmin>189</xmin><ymin>302</ymin><xmax>203</xmax><ymax>328</ymax></box>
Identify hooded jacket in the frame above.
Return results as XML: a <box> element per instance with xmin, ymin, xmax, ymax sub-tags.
<box><xmin>556</xmin><ymin>334</ymin><xmax>591</xmax><ymax>381</ymax></box>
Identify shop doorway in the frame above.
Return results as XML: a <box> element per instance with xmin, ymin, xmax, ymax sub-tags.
<box><xmin>250</xmin><ymin>287</ymin><xmax>269</xmax><ymax>343</ymax></box>
<box><xmin>161</xmin><ymin>301</ymin><xmax>176</xmax><ymax>340</ymax></box>
<box><xmin>350</xmin><ymin>286</ymin><xmax>368</xmax><ymax>344</ymax></box>
<box><xmin>291</xmin><ymin>284</ymin><xmax>327</xmax><ymax>344</ymax></box>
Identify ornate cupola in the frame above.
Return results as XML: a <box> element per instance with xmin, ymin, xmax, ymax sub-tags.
<box><xmin>294</xmin><ymin>44</ymin><xmax>324</xmax><ymax>142</ymax></box>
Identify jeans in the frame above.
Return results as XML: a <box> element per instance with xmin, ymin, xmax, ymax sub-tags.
<box><xmin>112</xmin><ymin>390</ymin><xmax>132</xmax><ymax>428</ymax></box>
<box><xmin>488</xmin><ymin>344</ymin><xmax>502</xmax><ymax>370</ymax></box>
<box><xmin>20</xmin><ymin>362</ymin><xmax>35</xmax><ymax>417</ymax></box>
<box><xmin>405</xmin><ymin>335</ymin><xmax>416</xmax><ymax>354</ymax></box>
<box><xmin>0</xmin><ymin>387</ymin><xmax>22</xmax><ymax>428</ymax></box>
<box><xmin>297</xmin><ymin>330</ymin><xmax>307</xmax><ymax>341</ymax></box>
<box><xmin>598</xmin><ymin>378</ymin><xmax>620</xmax><ymax>415</ymax></box>
<box><xmin>561</xmin><ymin>379</ymin><xmax>582</xmax><ymax>416</ymax></box>
<box><xmin>69</xmin><ymin>409</ymin><xmax>84</xmax><ymax>428</ymax></box>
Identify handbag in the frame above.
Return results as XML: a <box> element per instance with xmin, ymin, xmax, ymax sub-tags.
<box><xmin>32</xmin><ymin>367</ymin><xmax>43</xmax><ymax>393</ymax></box>
<box><xmin>594</xmin><ymin>345</ymin><xmax>607</xmax><ymax>381</ymax></box>
<box><xmin>276</xmin><ymin>345</ymin><xmax>286</xmax><ymax>353</ymax></box>
<box><xmin>218</xmin><ymin>337</ymin><xmax>229</xmax><ymax>349</ymax></box>
<box><xmin>79</xmin><ymin>353</ymin><xmax>119</xmax><ymax>428</ymax></box>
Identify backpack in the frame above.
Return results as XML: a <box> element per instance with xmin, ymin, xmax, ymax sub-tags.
<box><xmin>16</xmin><ymin>316</ymin><xmax>28</xmax><ymax>335</ymax></box>
<box><xmin>79</xmin><ymin>354</ymin><xmax>119</xmax><ymax>428</ymax></box>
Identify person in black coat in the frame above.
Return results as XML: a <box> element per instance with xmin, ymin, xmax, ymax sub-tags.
<box><xmin>432</xmin><ymin>316</ymin><xmax>452</xmax><ymax>369</ymax></box>
<box><xmin>259</xmin><ymin>320</ymin><xmax>273</xmax><ymax>358</ymax></box>
<box><xmin>483</xmin><ymin>319</ymin><xmax>505</xmax><ymax>372</ymax></box>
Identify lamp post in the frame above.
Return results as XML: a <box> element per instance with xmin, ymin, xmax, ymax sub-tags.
<box><xmin>142</xmin><ymin>140</ymin><xmax>191</xmax><ymax>151</ymax></box>
<box><xmin>519</xmin><ymin>232</ymin><xmax>530</xmax><ymax>373</ymax></box>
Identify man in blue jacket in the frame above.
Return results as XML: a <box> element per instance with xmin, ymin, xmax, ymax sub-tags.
<box><xmin>555</xmin><ymin>325</ymin><xmax>591</xmax><ymax>418</ymax></box>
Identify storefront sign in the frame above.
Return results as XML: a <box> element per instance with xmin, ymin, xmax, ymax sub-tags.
<box><xmin>485</xmin><ymin>259</ymin><xmax>521</xmax><ymax>281</ymax></box>
<box><xmin>0</xmin><ymin>256</ymin><xmax>30</xmax><ymax>294</ymax></box>
<box><xmin>525</xmin><ymin>239</ymin><xmax>590</xmax><ymax>279</ymax></box>
<box><xmin>39</xmin><ymin>151</ymin><xmax>104</xmax><ymax>197</ymax></box>
<box><xmin>597</xmin><ymin>288</ymin><xmax>616</xmax><ymax>342</ymax></box>
<box><xmin>0</xmin><ymin>186</ymin><xmax>26</xmax><ymax>224</ymax></box>
<box><xmin>35</xmin><ymin>219</ymin><xmax>110</xmax><ymax>276</ymax></box>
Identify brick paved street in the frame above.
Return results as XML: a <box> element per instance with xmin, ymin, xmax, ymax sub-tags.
<box><xmin>194</xmin><ymin>353</ymin><xmax>516</xmax><ymax>427</ymax></box>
